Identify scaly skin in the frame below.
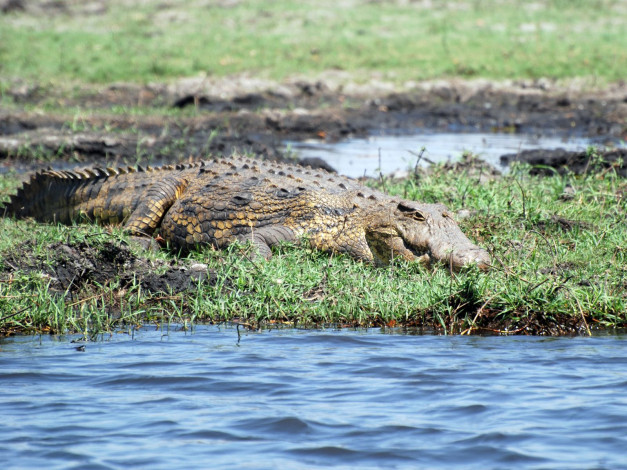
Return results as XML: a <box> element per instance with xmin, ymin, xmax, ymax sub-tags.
<box><xmin>2</xmin><ymin>156</ymin><xmax>490</xmax><ymax>269</ymax></box>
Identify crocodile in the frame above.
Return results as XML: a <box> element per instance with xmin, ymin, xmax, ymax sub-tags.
<box><xmin>2</xmin><ymin>156</ymin><xmax>490</xmax><ymax>269</ymax></box>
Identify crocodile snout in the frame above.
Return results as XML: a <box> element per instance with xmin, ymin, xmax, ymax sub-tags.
<box><xmin>449</xmin><ymin>247</ymin><xmax>491</xmax><ymax>271</ymax></box>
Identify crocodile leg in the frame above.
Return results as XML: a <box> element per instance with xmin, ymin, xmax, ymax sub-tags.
<box><xmin>247</xmin><ymin>225</ymin><xmax>297</xmax><ymax>259</ymax></box>
<box><xmin>123</xmin><ymin>175</ymin><xmax>188</xmax><ymax>237</ymax></box>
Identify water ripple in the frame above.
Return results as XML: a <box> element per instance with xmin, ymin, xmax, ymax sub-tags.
<box><xmin>1</xmin><ymin>328</ymin><xmax>626</xmax><ymax>469</ymax></box>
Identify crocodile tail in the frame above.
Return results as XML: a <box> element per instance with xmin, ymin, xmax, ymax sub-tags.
<box><xmin>2</xmin><ymin>166</ymin><xmax>137</xmax><ymax>222</ymax></box>
<box><xmin>2</xmin><ymin>162</ymin><xmax>204</xmax><ymax>223</ymax></box>
<box><xmin>3</xmin><ymin>169</ymin><xmax>98</xmax><ymax>221</ymax></box>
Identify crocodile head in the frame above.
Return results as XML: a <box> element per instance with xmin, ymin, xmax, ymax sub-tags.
<box><xmin>365</xmin><ymin>200</ymin><xmax>490</xmax><ymax>270</ymax></box>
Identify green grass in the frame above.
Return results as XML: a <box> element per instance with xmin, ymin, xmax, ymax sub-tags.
<box><xmin>1</xmin><ymin>0</ymin><xmax>625</xmax><ymax>86</ymax></box>
<box><xmin>1</xmin><ymin>155</ymin><xmax>625</xmax><ymax>336</ymax></box>
<box><xmin>0</xmin><ymin>1</ymin><xmax>625</xmax><ymax>336</ymax></box>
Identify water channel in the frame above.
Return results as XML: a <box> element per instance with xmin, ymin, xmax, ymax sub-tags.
<box><xmin>1</xmin><ymin>327</ymin><xmax>626</xmax><ymax>469</ymax></box>
<box><xmin>289</xmin><ymin>131</ymin><xmax>613</xmax><ymax>178</ymax></box>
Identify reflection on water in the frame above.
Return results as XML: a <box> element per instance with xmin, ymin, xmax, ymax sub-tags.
<box><xmin>288</xmin><ymin>132</ymin><xmax>608</xmax><ymax>178</ymax></box>
<box><xmin>1</xmin><ymin>327</ymin><xmax>626</xmax><ymax>469</ymax></box>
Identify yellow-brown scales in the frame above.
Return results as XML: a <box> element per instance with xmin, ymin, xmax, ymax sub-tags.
<box><xmin>3</xmin><ymin>156</ymin><xmax>490</xmax><ymax>269</ymax></box>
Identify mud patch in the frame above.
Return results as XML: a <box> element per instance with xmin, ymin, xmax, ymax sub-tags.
<box><xmin>501</xmin><ymin>148</ymin><xmax>627</xmax><ymax>177</ymax></box>
<box><xmin>373</xmin><ymin>304</ymin><xmax>594</xmax><ymax>336</ymax></box>
<box><xmin>0</xmin><ymin>0</ymin><xmax>25</xmax><ymax>13</ymax></box>
<box><xmin>461</xmin><ymin>309</ymin><xmax>594</xmax><ymax>336</ymax></box>
<box><xmin>1</xmin><ymin>239</ymin><xmax>216</xmax><ymax>295</ymax></box>
<box><xmin>435</xmin><ymin>151</ymin><xmax>502</xmax><ymax>181</ymax></box>
<box><xmin>0</xmin><ymin>0</ymin><xmax>105</xmax><ymax>16</ymax></box>
<box><xmin>142</xmin><ymin>264</ymin><xmax>213</xmax><ymax>294</ymax></box>
<box><xmin>2</xmin><ymin>78</ymin><xmax>626</xmax><ymax>174</ymax></box>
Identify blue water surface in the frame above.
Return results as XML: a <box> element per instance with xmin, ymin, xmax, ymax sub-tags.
<box><xmin>1</xmin><ymin>327</ymin><xmax>626</xmax><ymax>469</ymax></box>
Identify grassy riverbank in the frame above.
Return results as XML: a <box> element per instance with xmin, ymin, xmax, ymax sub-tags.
<box><xmin>1</xmin><ymin>154</ymin><xmax>625</xmax><ymax>336</ymax></box>
<box><xmin>0</xmin><ymin>1</ymin><xmax>625</xmax><ymax>336</ymax></box>
<box><xmin>1</xmin><ymin>0</ymin><xmax>625</xmax><ymax>87</ymax></box>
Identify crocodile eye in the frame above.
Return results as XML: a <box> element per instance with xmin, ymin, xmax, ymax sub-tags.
<box><xmin>397</xmin><ymin>203</ymin><xmax>426</xmax><ymax>221</ymax></box>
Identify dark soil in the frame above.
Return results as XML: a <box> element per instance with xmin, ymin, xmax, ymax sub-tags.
<box><xmin>396</xmin><ymin>309</ymin><xmax>594</xmax><ymax>336</ymax></box>
<box><xmin>501</xmin><ymin>147</ymin><xmax>627</xmax><ymax>177</ymax></box>
<box><xmin>1</xmin><ymin>78</ymin><xmax>626</xmax><ymax>175</ymax></box>
<box><xmin>0</xmin><ymin>239</ymin><xmax>216</xmax><ymax>295</ymax></box>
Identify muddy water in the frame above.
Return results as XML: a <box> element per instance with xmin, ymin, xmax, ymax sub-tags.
<box><xmin>289</xmin><ymin>132</ymin><xmax>612</xmax><ymax>178</ymax></box>
<box><xmin>1</xmin><ymin>327</ymin><xmax>626</xmax><ymax>469</ymax></box>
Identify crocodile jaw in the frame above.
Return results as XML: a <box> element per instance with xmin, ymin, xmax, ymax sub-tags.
<box><xmin>394</xmin><ymin>203</ymin><xmax>491</xmax><ymax>270</ymax></box>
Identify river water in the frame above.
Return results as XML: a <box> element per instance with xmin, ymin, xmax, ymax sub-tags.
<box><xmin>1</xmin><ymin>326</ymin><xmax>626</xmax><ymax>469</ymax></box>
<box><xmin>289</xmin><ymin>132</ymin><xmax>611</xmax><ymax>178</ymax></box>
